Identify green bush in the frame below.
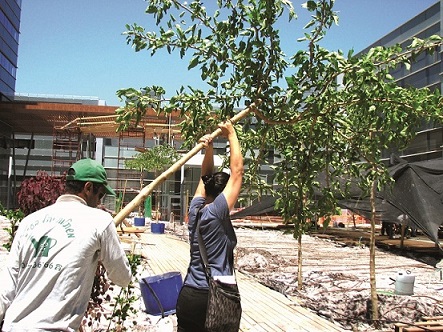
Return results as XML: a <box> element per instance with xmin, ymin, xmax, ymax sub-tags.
<box><xmin>0</xmin><ymin>203</ymin><xmax>24</xmax><ymax>251</ymax></box>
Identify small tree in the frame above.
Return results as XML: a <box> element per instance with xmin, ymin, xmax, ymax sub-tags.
<box><xmin>125</xmin><ymin>144</ymin><xmax>179</xmax><ymax>217</ymax></box>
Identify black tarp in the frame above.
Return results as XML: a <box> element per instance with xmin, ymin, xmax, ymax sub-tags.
<box><xmin>231</xmin><ymin>196</ymin><xmax>277</xmax><ymax>219</ymax></box>
<box><xmin>340</xmin><ymin>158</ymin><xmax>443</xmax><ymax>246</ymax></box>
<box><xmin>231</xmin><ymin>158</ymin><xmax>443</xmax><ymax>246</ymax></box>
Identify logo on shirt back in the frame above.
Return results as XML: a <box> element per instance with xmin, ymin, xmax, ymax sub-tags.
<box><xmin>31</xmin><ymin>236</ymin><xmax>57</xmax><ymax>257</ymax></box>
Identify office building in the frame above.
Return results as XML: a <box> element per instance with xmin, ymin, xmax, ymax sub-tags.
<box><xmin>359</xmin><ymin>1</ymin><xmax>442</xmax><ymax>162</ymax></box>
<box><xmin>0</xmin><ymin>0</ymin><xmax>20</xmax><ymax>101</ymax></box>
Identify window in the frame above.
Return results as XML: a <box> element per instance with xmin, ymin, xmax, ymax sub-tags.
<box><xmin>0</xmin><ymin>10</ymin><xmax>19</xmax><ymax>42</ymax></box>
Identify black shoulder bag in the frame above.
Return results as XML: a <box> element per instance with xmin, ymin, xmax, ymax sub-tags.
<box><xmin>196</xmin><ymin>213</ymin><xmax>242</xmax><ymax>332</ymax></box>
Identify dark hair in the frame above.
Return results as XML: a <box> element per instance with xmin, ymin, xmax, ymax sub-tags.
<box><xmin>202</xmin><ymin>172</ymin><xmax>230</xmax><ymax>198</ymax></box>
<box><xmin>65</xmin><ymin>180</ymin><xmax>102</xmax><ymax>195</ymax></box>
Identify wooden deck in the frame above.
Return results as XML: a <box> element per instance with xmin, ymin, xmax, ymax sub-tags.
<box><xmin>312</xmin><ymin>227</ymin><xmax>442</xmax><ymax>257</ymax></box>
<box><xmin>394</xmin><ymin>316</ymin><xmax>443</xmax><ymax>331</ymax></box>
<box><xmin>130</xmin><ymin>230</ymin><xmax>345</xmax><ymax>332</ymax></box>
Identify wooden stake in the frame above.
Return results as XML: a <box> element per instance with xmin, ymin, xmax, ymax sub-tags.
<box><xmin>114</xmin><ymin>101</ymin><xmax>260</xmax><ymax>226</ymax></box>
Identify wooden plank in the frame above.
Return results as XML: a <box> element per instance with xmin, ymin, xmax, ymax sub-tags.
<box><xmin>395</xmin><ymin>320</ymin><xmax>443</xmax><ymax>332</ymax></box>
<box><xmin>397</xmin><ymin>328</ymin><xmax>443</xmax><ymax>332</ymax></box>
<box><xmin>423</xmin><ymin>317</ymin><xmax>443</xmax><ymax>321</ymax></box>
<box><xmin>117</xmin><ymin>226</ymin><xmax>147</xmax><ymax>233</ymax></box>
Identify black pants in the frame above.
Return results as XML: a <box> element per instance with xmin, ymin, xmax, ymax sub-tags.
<box><xmin>176</xmin><ymin>285</ymin><xmax>209</xmax><ymax>332</ymax></box>
<box><xmin>381</xmin><ymin>222</ymin><xmax>394</xmax><ymax>239</ymax></box>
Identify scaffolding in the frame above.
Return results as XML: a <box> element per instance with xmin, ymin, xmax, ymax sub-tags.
<box><xmin>115</xmin><ymin>126</ymin><xmax>146</xmax><ymax>215</ymax></box>
<box><xmin>52</xmin><ymin>116</ymin><xmax>100</xmax><ymax>175</ymax></box>
<box><xmin>57</xmin><ymin>112</ymin><xmax>184</xmax><ymax>220</ymax></box>
<box><xmin>52</xmin><ymin>128</ymin><xmax>82</xmax><ymax>173</ymax></box>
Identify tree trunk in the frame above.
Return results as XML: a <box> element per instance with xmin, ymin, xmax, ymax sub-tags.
<box><xmin>138</xmin><ymin>169</ymin><xmax>144</xmax><ymax>217</ymax></box>
<box><xmin>369</xmin><ymin>178</ymin><xmax>379</xmax><ymax>325</ymax></box>
<box><xmin>113</xmin><ymin>102</ymin><xmax>260</xmax><ymax>226</ymax></box>
<box><xmin>297</xmin><ymin>234</ymin><xmax>303</xmax><ymax>290</ymax></box>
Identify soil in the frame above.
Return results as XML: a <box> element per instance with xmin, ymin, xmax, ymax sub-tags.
<box><xmin>1</xmin><ymin>216</ymin><xmax>443</xmax><ymax>331</ymax></box>
<box><xmin>233</xmin><ymin>226</ymin><xmax>443</xmax><ymax>331</ymax></box>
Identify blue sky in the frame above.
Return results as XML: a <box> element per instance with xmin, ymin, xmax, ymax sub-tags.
<box><xmin>15</xmin><ymin>0</ymin><xmax>438</xmax><ymax>106</ymax></box>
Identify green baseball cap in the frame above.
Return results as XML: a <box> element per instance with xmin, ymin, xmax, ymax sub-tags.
<box><xmin>66</xmin><ymin>158</ymin><xmax>116</xmax><ymax>196</ymax></box>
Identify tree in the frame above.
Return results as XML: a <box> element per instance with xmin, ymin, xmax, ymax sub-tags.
<box><xmin>115</xmin><ymin>0</ymin><xmax>443</xmax><ymax>326</ymax></box>
<box><xmin>125</xmin><ymin>144</ymin><xmax>179</xmax><ymax>217</ymax></box>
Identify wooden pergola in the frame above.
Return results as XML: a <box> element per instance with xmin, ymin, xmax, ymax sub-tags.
<box><xmin>59</xmin><ymin>114</ymin><xmax>182</xmax><ymax>139</ymax></box>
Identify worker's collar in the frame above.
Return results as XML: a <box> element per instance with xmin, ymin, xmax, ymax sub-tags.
<box><xmin>56</xmin><ymin>194</ymin><xmax>87</xmax><ymax>205</ymax></box>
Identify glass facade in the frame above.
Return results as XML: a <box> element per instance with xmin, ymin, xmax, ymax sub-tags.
<box><xmin>359</xmin><ymin>2</ymin><xmax>443</xmax><ymax>163</ymax></box>
<box><xmin>0</xmin><ymin>0</ymin><xmax>21</xmax><ymax>101</ymax></box>
<box><xmin>0</xmin><ymin>0</ymin><xmax>20</xmax><ymax>207</ymax></box>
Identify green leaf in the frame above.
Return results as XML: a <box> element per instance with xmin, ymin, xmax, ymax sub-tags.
<box><xmin>188</xmin><ymin>56</ymin><xmax>199</xmax><ymax>70</ymax></box>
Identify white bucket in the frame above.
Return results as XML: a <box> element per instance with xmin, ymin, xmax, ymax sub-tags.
<box><xmin>394</xmin><ymin>271</ymin><xmax>415</xmax><ymax>295</ymax></box>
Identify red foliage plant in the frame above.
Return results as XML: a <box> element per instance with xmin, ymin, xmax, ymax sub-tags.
<box><xmin>17</xmin><ymin>171</ymin><xmax>66</xmax><ymax>216</ymax></box>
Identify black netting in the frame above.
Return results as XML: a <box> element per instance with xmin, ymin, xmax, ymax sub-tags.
<box><xmin>232</xmin><ymin>158</ymin><xmax>443</xmax><ymax>246</ymax></box>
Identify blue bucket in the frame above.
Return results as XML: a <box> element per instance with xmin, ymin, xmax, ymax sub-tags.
<box><xmin>151</xmin><ymin>222</ymin><xmax>165</xmax><ymax>234</ymax></box>
<box><xmin>139</xmin><ymin>271</ymin><xmax>183</xmax><ymax>316</ymax></box>
<box><xmin>134</xmin><ymin>217</ymin><xmax>146</xmax><ymax>227</ymax></box>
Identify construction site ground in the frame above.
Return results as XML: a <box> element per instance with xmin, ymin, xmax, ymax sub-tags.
<box><xmin>232</xmin><ymin>223</ymin><xmax>443</xmax><ymax>331</ymax></box>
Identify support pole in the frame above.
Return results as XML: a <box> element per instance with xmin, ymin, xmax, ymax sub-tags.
<box><xmin>114</xmin><ymin>101</ymin><xmax>259</xmax><ymax>226</ymax></box>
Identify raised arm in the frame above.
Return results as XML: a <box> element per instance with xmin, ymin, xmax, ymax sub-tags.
<box><xmin>194</xmin><ymin>134</ymin><xmax>214</xmax><ymax>198</ymax></box>
<box><xmin>220</xmin><ymin>120</ymin><xmax>243</xmax><ymax>210</ymax></box>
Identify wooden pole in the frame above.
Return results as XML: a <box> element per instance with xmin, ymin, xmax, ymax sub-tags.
<box><xmin>114</xmin><ymin>101</ymin><xmax>260</xmax><ymax>226</ymax></box>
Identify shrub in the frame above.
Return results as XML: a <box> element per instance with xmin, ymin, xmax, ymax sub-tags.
<box><xmin>17</xmin><ymin>171</ymin><xmax>66</xmax><ymax>216</ymax></box>
<box><xmin>0</xmin><ymin>203</ymin><xmax>24</xmax><ymax>251</ymax></box>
